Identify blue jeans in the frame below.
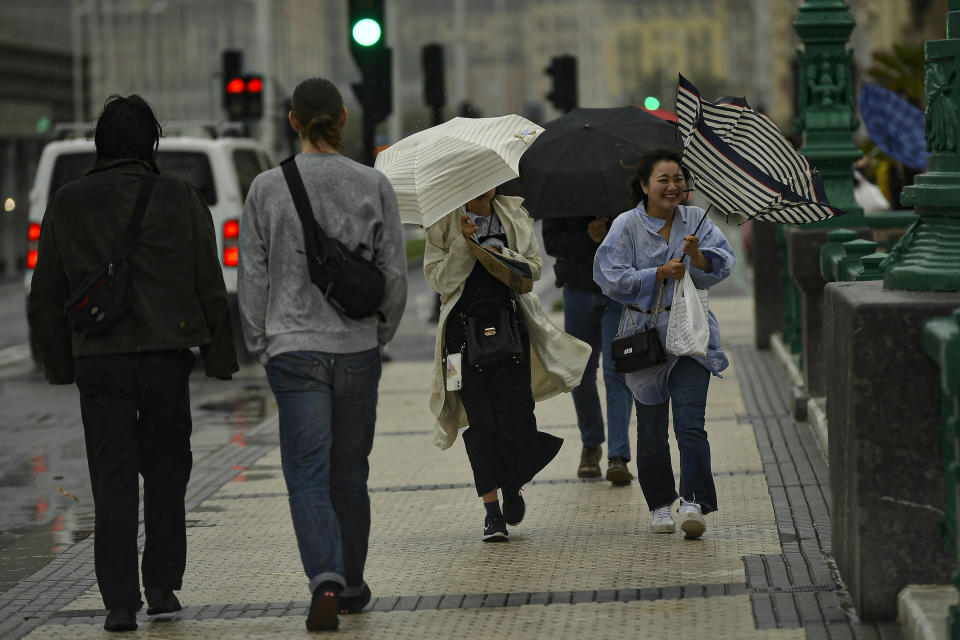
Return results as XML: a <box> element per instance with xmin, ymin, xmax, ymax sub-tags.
<box><xmin>563</xmin><ymin>287</ymin><xmax>634</xmax><ymax>459</ymax></box>
<box><xmin>265</xmin><ymin>349</ymin><xmax>381</xmax><ymax>596</ymax></box>
<box><xmin>634</xmin><ymin>356</ymin><xmax>717</xmax><ymax>514</ymax></box>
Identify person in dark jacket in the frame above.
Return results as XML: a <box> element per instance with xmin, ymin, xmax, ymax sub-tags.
<box><xmin>27</xmin><ymin>95</ymin><xmax>238</xmax><ymax>632</ymax></box>
<box><xmin>543</xmin><ymin>215</ymin><xmax>635</xmax><ymax>485</ymax></box>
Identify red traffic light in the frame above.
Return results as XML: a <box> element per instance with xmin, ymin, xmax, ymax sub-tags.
<box><xmin>246</xmin><ymin>77</ymin><xmax>263</xmax><ymax>93</ymax></box>
<box><xmin>226</xmin><ymin>77</ymin><xmax>245</xmax><ymax>94</ymax></box>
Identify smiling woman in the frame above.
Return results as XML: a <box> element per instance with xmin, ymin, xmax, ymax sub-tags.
<box><xmin>594</xmin><ymin>148</ymin><xmax>737</xmax><ymax>541</ymax></box>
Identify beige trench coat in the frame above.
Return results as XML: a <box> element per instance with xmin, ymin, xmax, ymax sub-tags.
<box><xmin>424</xmin><ymin>195</ymin><xmax>591</xmax><ymax>450</ymax></box>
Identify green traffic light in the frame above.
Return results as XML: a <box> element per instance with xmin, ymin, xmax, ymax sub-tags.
<box><xmin>352</xmin><ymin>18</ymin><xmax>382</xmax><ymax>46</ymax></box>
<box><xmin>643</xmin><ymin>96</ymin><xmax>661</xmax><ymax>111</ymax></box>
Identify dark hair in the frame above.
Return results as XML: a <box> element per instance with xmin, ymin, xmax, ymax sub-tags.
<box><xmin>94</xmin><ymin>94</ymin><xmax>161</xmax><ymax>164</ymax></box>
<box><xmin>291</xmin><ymin>78</ymin><xmax>344</xmax><ymax>152</ymax></box>
<box><xmin>628</xmin><ymin>149</ymin><xmax>685</xmax><ymax>207</ymax></box>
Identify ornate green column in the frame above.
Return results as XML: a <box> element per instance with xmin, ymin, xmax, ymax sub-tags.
<box><xmin>885</xmin><ymin>0</ymin><xmax>960</xmax><ymax>290</ymax></box>
<box><xmin>793</xmin><ymin>0</ymin><xmax>865</xmax><ymax>225</ymax></box>
<box><xmin>922</xmin><ymin>308</ymin><xmax>960</xmax><ymax>639</ymax></box>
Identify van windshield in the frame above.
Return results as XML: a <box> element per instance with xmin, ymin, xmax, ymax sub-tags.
<box><xmin>47</xmin><ymin>151</ymin><xmax>217</xmax><ymax>205</ymax></box>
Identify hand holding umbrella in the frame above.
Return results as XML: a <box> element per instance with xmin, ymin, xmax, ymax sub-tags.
<box><xmin>682</xmin><ymin>234</ymin><xmax>713</xmax><ymax>272</ymax></box>
<box><xmin>460</xmin><ymin>214</ymin><xmax>478</xmax><ymax>241</ymax></box>
<box><xmin>587</xmin><ymin>217</ymin><xmax>610</xmax><ymax>243</ymax></box>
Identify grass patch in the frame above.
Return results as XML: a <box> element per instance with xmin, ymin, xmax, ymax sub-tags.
<box><xmin>406</xmin><ymin>237</ymin><xmax>426</xmax><ymax>263</ymax></box>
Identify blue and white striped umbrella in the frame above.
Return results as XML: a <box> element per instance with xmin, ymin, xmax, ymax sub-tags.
<box><xmin>675</xmin><ymin>74</ymin><xmax>844</xmax><ymax>224</ymax></box>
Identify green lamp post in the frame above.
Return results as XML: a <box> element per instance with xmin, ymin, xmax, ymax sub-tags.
<box><xmin>793</xmin><ymin>0</ymin><xmax>865</xmax><ymax>225</ymax></box>
<box><xmin>884</xmin><ymin>0</ymin><xmax>960</xmax><ymax>291</ymax></box>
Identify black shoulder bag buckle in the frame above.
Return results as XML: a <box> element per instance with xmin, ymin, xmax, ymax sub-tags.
<box><xmin>280</xmin><ymin>157</ymin><xmax>386</xmax><ymax>320</ymax></box>
<box><xmin>63</xmin><ymin>173</ymin><xmax>157</xmax><ymax>336</ymax></box>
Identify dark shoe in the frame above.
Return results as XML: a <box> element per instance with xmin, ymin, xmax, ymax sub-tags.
<box><xmin>577</xmin><ymin>445</ymin><xmax>602</xmax><ymax>478</ymax></box>
<box><xmin>104</xmin><ymin>609</ymin><xmax>137</xmax><ymax>632</ymax></box>
<box><xmin>339</xmin><ymin>583</ymin><xmax>372</xmax><ymax>614</ymax></box>
<box><xmin>306</xmin><ymin>584</ymin><xmax>340</xmax><ymax>631</ymax></box>
<box><xmin>482</xmin><ymin>515</ymin><xmax>509</xmax><ymax>542</ymax></box>
<box><xmin>502</xmin><ymin>488</ymin><xmax>525</xmax><ymax>526</ymax></box>
<box><xmin>605</xmin><ymin>456</ymin><xmax>634</xmax><ymax>485</ymax></box>
<box><xmin>145</xmin><ymin>588</ymin><xmax>181</xmax><ymax>615</ymax></box>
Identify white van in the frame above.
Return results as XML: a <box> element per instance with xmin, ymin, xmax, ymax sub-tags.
<box><xmin>24</xmin><ymin>131</ymin><xmax>273</xmax><ymax>362</ymax></box>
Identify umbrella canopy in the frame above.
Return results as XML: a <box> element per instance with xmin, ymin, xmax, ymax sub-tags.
<box><xmin>675</xmin><ymin>74</ymin><xmax>843</xmax><ymax>224</ymax></box>
<box><xmin>519</xmin><ymin>106</ymin><xmax>678</xmax><ymax>219</ymax></box>
<box><xmin>374</xmin><ymin>114</ymin><xmax>542</xmax><ymax>228</ymax></box>
<box><xmin>858</xmin><ymin>83</ymin><xmax>927</xmax><ymax>170</ymax></box>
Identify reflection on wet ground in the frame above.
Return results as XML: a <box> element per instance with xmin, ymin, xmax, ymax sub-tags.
<box><xmin>0</xmin><ymin>375</ymin><xmax>273</xmax><ymax>597</ymax></box>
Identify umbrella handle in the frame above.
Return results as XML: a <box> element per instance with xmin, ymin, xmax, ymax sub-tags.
<box><xmin>690</xmin><ymin>204</ymin><xmax>712</xmax><ymax>238</ymax></box>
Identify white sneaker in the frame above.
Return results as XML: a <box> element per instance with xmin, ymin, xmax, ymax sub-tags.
<box><xmin>649</xmin><ymin>505</ymin><xmax>676</xmax><ymax>534</ymax></box>
<box><xmin>678</xmin><ymin>499</ymin><xmax>706</xmax><ymax>539</ymax></box>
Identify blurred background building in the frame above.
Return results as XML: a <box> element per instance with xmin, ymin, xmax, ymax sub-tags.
<box><xmin>0</xmin><ymin>0</ymin><xmax>949</xmax><ymax>278</ymax></box>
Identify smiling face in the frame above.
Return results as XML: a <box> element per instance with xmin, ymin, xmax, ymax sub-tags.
<box><xmin>642</xmin><ymin>160</ymin><xmax>686</xmax><ymax>216</ymax></box>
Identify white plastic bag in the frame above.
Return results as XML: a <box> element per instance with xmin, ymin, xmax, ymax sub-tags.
<box><xmin>665</xmin><ymin>271</ymin><xmax>709</xmax><ymax>357</ymax></box>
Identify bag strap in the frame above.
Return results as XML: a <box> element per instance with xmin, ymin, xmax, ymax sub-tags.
<box><xmin>280</xmin><ymin>156</ymin><xmax>328</xmax><ymax>258</ymax></box>
<box><xmin>123</xmin><ymin>173</ymin><xmax>157</xmax><ymax>251</ymax></box>
<box><xmin>617</xmin><ymin>280</ymin><xmax>665</xmax><ymax>337</ymax></box>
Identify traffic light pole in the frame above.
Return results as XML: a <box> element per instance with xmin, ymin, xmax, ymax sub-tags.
<box><xmin>362</xmin><ymin>106</ymin><xmax>377</xmax><ymax>167</ymax></box>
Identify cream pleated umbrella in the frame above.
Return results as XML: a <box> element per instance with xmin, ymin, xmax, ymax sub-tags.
<box><xmin>374</xmin><ymin>114</ymin><xmax>543</xmax><ymax>228</ymax></box>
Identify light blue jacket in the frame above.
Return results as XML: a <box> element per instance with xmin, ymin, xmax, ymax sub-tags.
<box><xmin>593</xmin><ymin>203</ymin><xmax>736</xmax><ymax>404</ymax></box>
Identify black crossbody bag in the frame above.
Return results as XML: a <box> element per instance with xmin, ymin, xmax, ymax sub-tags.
<box><xmin>63</xmin><ymin>173</ymin><xmax>157</xmax><ymax>336</ymax></box>
<box><xmin>281</xmin><ymin>157</ymin><xmax>385</xmax><ymax>320</ymax></box>
<box><xmin>610</xmin><ymin>280</ymin><xmax>666</xmax><ymax>374</ymax></box>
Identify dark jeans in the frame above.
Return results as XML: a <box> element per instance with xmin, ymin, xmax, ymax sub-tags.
<box><xmin>634</xmin><ymin>356</ymin><xmax>718</xmax><ymax>514</ymax></box>
<box><xmin>563</xmin><ymin>287</ymin><xmax>633</xmax><ymax>459</ymax></box>
<box><xmin>265</xmin><ymin>349</ymin><xmax>380</xmax><ymax>596</ymax></box>
<box><xmin>75</xmin><ymin>349</ymin><xmax>195</xmax><ymax>611</ymax></box>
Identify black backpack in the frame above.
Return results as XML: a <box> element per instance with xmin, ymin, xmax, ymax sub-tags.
<box><xmin>280</xmin><ymin>157</ymin><xmax>385</xmax><ymax>320</ymax></box>
<box><xmin>63</xmin><ymin>173</ymin><xmax>157</xmax><ymax>336</ymax></box>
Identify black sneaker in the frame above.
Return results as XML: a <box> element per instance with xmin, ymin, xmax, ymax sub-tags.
<box><xmin>104</xmin><ymin>609</ymin><xmax>138</xmax><ymax>632</ymax></box>
<box><xmin>339</xmin><ymin>583</ymin><xmax>372</xmax><ymax>614</ymax></box>
<box><xmin>145</xmin><ymin>588</ymin><xmax>181</xmax><ymax>615</ymax></box>
<box><xmin>306</xmin><ymin>584</ymin><xmax>340</xmax><ymax>631</ymax></box>
<box><xmin>482</xmin><ymin>515</ymin><xmax>509</xmax><ymax>542</ymax></box>
<box><xmin>502</xmin><ymin>489</ymin><xmax>525</xmax><ymax>526</ymax></box>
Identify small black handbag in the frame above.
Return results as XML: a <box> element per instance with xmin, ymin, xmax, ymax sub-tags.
<box><xmin>463</xmin><ymin>298</ymin><xmax>523</xmax><ymax>368</ymax></box>
<box><xmin>281</xmin><ymin>157</ymin><xmax>386</xmax><ymax>320</ymax></box>
<box><xmin>610</xmin><ymin>281</ymin><xmax>666</xmax><ymax>374</ymax></box>
<box><xmin>64</xmin><ymin>174</ymin><xmax>156</xmax><ymax>336</ymax></box>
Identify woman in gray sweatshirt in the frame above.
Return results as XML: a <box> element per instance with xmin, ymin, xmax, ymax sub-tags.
<box><xmin>237</xmin><ymin>77</ymin><xmax>407</xmax><ymax>631</ymax></box>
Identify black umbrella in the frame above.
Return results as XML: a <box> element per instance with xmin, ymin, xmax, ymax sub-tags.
<box><xmin>519</xmin><ymin>106</ymin><xmax>678</xmax><ymax>219</ymax></box>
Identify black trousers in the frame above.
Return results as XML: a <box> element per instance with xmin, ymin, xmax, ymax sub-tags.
<box><xmin>75</xmin><ymin>350</ymin><xmax>194</xmax><ymax>610</ymax></box>
<box><xmin>448</xmin><ymin>314</ymin><xmax>562</xmax><ymax>496</ymax></box>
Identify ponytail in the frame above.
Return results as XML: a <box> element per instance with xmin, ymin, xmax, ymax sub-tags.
<box><xmin>291</xmin><ymin>78</ymin><xmax>344</xmax><ymax>152</ymax></box>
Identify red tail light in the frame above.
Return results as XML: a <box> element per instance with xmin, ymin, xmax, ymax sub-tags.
<box><xmin>223</xmin><ymin>219</ymin><xmax>239</xmax><ymax>267</ymax></box>
<box><xmin>27</xmin><ymin>222</ymin><xmax>41</xmax><ymax>268</ymax></box>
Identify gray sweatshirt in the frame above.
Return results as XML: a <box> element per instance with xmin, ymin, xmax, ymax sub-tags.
<box><xmin>238</xmin><ymin>153</ymin><xmax>407</xmax><ymax>362</ymax></box>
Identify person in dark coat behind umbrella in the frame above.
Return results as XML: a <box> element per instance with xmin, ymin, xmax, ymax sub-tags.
<box><xmin>543</xmin><ymin>214</ymin><xmax>635</xmax><ymax>485</ymax></box>
<box><xmin>27</xmin><ymin>95</ymin><xmax>238</xmax><ymax>632</ymax></box>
